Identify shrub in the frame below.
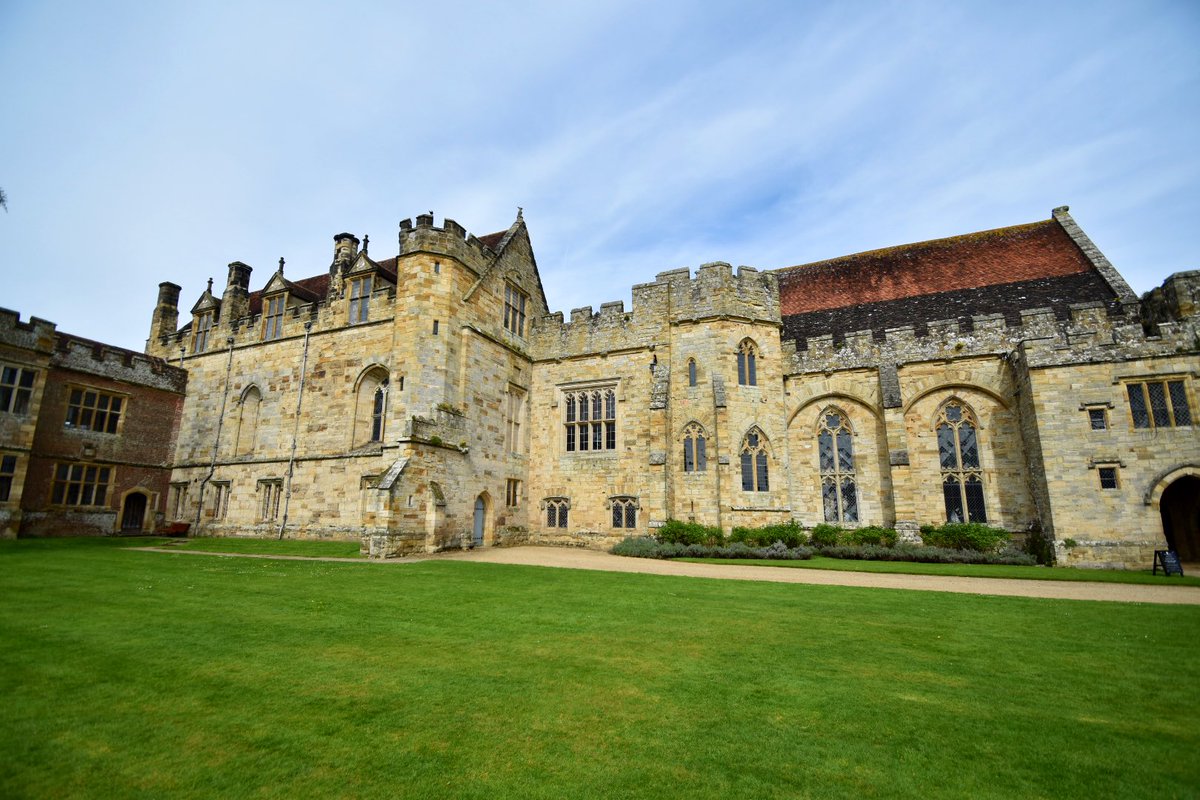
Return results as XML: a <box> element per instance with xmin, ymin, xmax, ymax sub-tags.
<box><xmin>656</xmin><ymin>519</ymin><xmax>725</xmax><ymax>546</ymax></box>
<box><xmin>809</xmin><ymin>524</ymin><xmax>844</xmax><ymax>547</ymax></box>
<box><xmin>1023</xmin><ymin>522</ymin><xmax>1056</xmax><ymax>565</ymax></box>
<box><xmin>920</xmin><ymin>522</ymin><xmax>1010</xmax><ymax>552</ymax></box>
<box><xmin>611</xmin><ymin>536</ymin><xmax>813</xmax><ymax>561</ymax></box>
<box><xmin>842</xmin><ymin>526</ymin><xmax>898</xmax><ymax>547</ymax></box>
<box><xmin>817</xmin><ymin>543</ymin><xmax>1036</xmax><ymax>566</ymax></box>
<box><xmin>730</xmin><ymin>520</ymin><xmax>808</xmax><ymax>548</ymax></box>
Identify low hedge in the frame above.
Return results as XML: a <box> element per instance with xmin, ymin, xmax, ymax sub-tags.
<box><xmin>612</xmin><ymin>537</ymin><xmax>813</xmax><ymax>561</ymax></box>
<box><xmin>656</xmin><ymin>519</ymin><xmax>726</xmax><ymax>546</ymax></box>
<box><xmin>729</xmin><ymin>521</ymin><xmax>807</xmax><ymax>548</ymax></box>
<box><xmin>817</xmin><ymin>544</ymin><xmax>1036</xmax><ymax>565</ymax></box>
<box><xmin>919</xmin><ymin>522</ymin><xmax>1011</xmax><ymax>552</ymax></box>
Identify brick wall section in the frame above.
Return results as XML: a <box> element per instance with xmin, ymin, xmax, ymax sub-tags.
<box><xmin>781</xmin><ymin>270</ymin><xmax>1121</xmax><ymax>346</ymax></box>
<box><xmin>776</xmin><ymin>219</ymin><xmax>1094</xmax><ymax>316</ymax></box>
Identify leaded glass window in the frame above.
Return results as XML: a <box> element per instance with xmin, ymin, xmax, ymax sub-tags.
<box><xmin>1127</xmin><ymin>380</ymin><xmax>1192</xmax><ymax>429</ymax></box>
<box><xmin>817</xmin><ymin>409</ymin><xmax>857</xmax><ymax>523</ymax></box>
<box><xmin>563</xmin><ymin>387</ymin><xmax>617</xmax><ymax>453</ymax></box>
<box><xmin>610</xmin><ymin>497</ymin><xmax>638</xmax><ymax>529</ymax></box>
<box><xmin>683</xmin><ymin>422</ymin><xmax>707</xmax><ymax>473</ymax></box>
<box><xmin>740</xmin><ymin>429</ymin><xmax>769</xmax><ymax>492</ymax></box>
<box><xmin>936</xmin><ymin>401</ymin><xmax>986</xmax><ymax>523</ymax></box>
<box><xmin>737</xmin><ymin>340</ymin><xmax>758</xmax><ymax>386</ymax></box>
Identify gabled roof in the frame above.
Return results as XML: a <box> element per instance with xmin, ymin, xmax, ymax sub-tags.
<box><xmin>248</xmin><ymin>274</ymin><xmax>330</xmax><ymax>315</ymax></box>
<box><xmin>774</xmin><ymin>217</ymin><xmax>1096</xmax><ymax>316</ymax></box>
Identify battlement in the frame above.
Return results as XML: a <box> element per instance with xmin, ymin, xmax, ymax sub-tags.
<box><xmin>530</xmin><ymin>262</ymin><xmax>779</xmax><ymax>360</ymax></box>
<box><xmin>398</xmin><ymin>213</ymin><xmax>509</xmax><ymax>272</ymax></box>
<box><xmin>53</xmin><ymin>333</ymin><xmax>188</xmax><ymax>393</ymax></box>
<box><xmin>0</xmin><ymin>307</ymin><xmax>58</xmax><ymax>353</ymax></box>
<box><xmin>788</xmin><ymin>300</ymin><xmax>1197</xmax><ymax>374</ymax></box>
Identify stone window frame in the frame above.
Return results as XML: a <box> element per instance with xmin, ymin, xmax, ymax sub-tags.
<box><xmin>608</xmin><ymin>495</ymin><xmax>639</xmax><ymax>529</ymax></box>
<box><xmin>262</xmin><ymin>293</ymin><xmax>286</xmax><ymax>341</ymax></box>
<box><xmin>352</xmin><ymin>366</ymin><xmax>391</xmax><ymax>448</ymax></box>
<box><xmin>1097</xmin><ymin>466</ymin><xmax>1120</xmax><ymax>490</ymax></box>
<box><xmin>169</xmin><ymin>481</ymin><xmax>188</xmax><ymax>520</ymax></box>
<box><xmin>736</xmin><ymin>339</ymin><xmax>758</xmax><ymax>386</ymax></box>
<box><xmin>1121</xmin><ymin>376</ymin><xmax>1193</xmax><ymax>430</ymax></box>
<box><xmin>503</xmin><ymin>282</ymin><xmax>528</xmax><ymax>337</ymax></box>
<box><xmin>0</xmin><ymin>453</ymin><xmax>17</xmax><ymax>502</ymax></box>
<box><xmin>505</xmin><ymin>479</ymin><xmax>520</xmax><ymax>508</ymax></box>
<box><xmin>52</xmin><ymin>462</ymin><xmax>113</xmax><ymax>508</ymax></box>
<box><xmin>561</xmin><ymin>381</ymin><xmax>619</xmax><ymax>455</ymax></box>
<box><xmin>687</xmin><ymin>358</ymin><xmax>698</xmax><ymax>387</ymax></box>
<box><xmin>64</xmin><ymin>385</ymin><xmax>128</xmax><ymax>435</ymax></box>
<box><xmin>505</xmin><ymin>384</ymin><xmax>526</xmax><ymax>454</ymax></box>
<box><xmin>0</xmin><ymin>364</ymin><xmax>37</xmax><ymax>415</ymax></box>
<box><xmin>258</xmin><ymin>478</ymin><xmax>283</xmax><ymax>522</ymax></box>
<box><xmin>235</xmin><ymin>385</ymin><xmax>263</xmax><ymax>456</ymax></box>
<box><xmin>541</xmin><ymin>496</ymin><xmax>570</xmax><ymax>528</ymax></box>
<box><xmin>210</xmin><ymin>481</ymin><xmax>231</xmax><ymax>520</ymax></box>
<box><xmin>192</xmin><ymin>310</ymin><xmax>214</xmax><ymax>353</ymax></box>
<box><xmin>1080</xmin><ymin>401</ymin><xmax>1112</xmax><ymax>431</ymax></box>
<box><xmin>935</xmin><ymin>400</ymin><xmax>987</xmax><ymax>524</ymax></box>
<box><xmin>682</xmin><ymin>421</ymin><xmax>708</xmax><ymax>473</ymax></box>
<box><xmin>739</xmin><ymin>427</ymin><xmax>771</xmax><ymax>492</ymax></box>
<box><xmin>817</xmin><ymin>407</ymin><xmax>858</xmax><ymax>524</ymax></box>
<box><xmin>348</xmin><ymin>275</ymin><xmax>373</xmax><ymax>324</ymax></box>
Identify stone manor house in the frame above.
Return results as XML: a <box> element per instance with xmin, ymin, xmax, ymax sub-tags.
<box><xmin>3</xmin><ymin>207</ymin><xmax>1197</xmax><ymax>568</ymax></box>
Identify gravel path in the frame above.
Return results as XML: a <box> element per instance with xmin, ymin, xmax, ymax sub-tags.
<box><xmin>137</xmin><ymin>545</ymin><xmax>1200</xmax><ymax>605</ymax></box>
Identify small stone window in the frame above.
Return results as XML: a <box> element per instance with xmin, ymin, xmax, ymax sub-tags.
<box><xmin>0</xmin><ymin>365</ymin><xmax>36</xmax><ymax>415</ymax></box>
<box><xmin>505</xmin><ymin>386</ymin><xmax>525</xmax><ymax>453</ymax></box>
<box><xmin>1098</xmin><ymin>466</ymin><xmax>1119</xmax><ymax>490</ymax></box>
<box><xmin>543</xmin><ymin>497</ymin><xmax>569</xmax><ymax>528</ymax></box>
<box><xmin>259</xmin><ymin>479</ymin><xmax>283</xmax><ymax>521</ymax></box>
<box><xmin>169</xmin><ymin>481</ymin><xmax>188</xmax><ymax>520</ymax></box>
<box><xmin>682</xmin><ymin>422</ymin><xmax>707</xmax><ymax>472</ymax></box>
<box><xmin>192</xmin><ymin>311</ymin><xmax>214</xmax><ymax>353</ymax></box>
<box><xmin>52</xmin><ymin>463</ymin><xmax>112</xmax><ymax>507</ymax></box>
<box><xmin>740</xmin><ymin>428</ymin><xmax>770</xmax><ymax>492</ymax></box>
<box><xmin>65</xmin><ymin>387</ymin><xmax>124</xmax><ymax>434</ymax></box>
<box><xmin>263</xmin><ymin>295</ymin><xmax>285</xmax><ymax>341</ymax></box>
<box><xmin>737</xmin><ymin>339</ymin><xmax>758</xmax><ymax>386</ymax></box>
<box><xmin>687</xmin><ymin>359</ymin><xmax>697</xmax><ymax>387</ymax></box>
<box><xmin>610</xmin><ymin>496</ymin><xmax>638</xmax><ymax>529</ymax></box>
<box><xmin>211</xmin><ymin>481</ymin><xmax>231</xmax><ymax>520</ymax></box>
<box><xmin>0</xmin><ymin>454</ymin><xmax>17</xmax><ymax>502</ymax></box>
<box><xmin>1126</xmin><ymin>379</ymin><xmax>1192</xmax><ymax>429</ymax></box>
<box><xmin>506</xmin><ymin>479</ymin><xmax>520</xmax><ymax>508</ymax></box>
<box><xmin>1088</xmin><ymin>408</ymin><xmax>1108</xmax><ymax>430</ymax></box>
<box><xmin>348</xmin><ymin>276</ymin><xmax>372</xmax><ymax>324</ymax></box>
<box><xmin>504</xmin><ymin>283</ymin><xmax>527</xmax><ymax>337</ymax></box>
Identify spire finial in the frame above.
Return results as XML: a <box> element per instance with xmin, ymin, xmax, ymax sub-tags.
<box><xmin>206</xmin><ymin>277</ymin><xmax>213</xmax><ymax>293</ymax></box>
<box><xmin>278</xmin><ymin>257</ymin><xmax>285</xmax><ymax>274</ymax></box>
<box><xmin>517</xmin><ymin>206</ymin><xmax>523</xmax><ymax>220</ymax></box>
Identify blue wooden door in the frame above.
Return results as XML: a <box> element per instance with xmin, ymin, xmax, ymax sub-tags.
<box><xmin>472</xmin><ymin>497</ymin><xmax>485</xmax><ymax>547</ymax></box>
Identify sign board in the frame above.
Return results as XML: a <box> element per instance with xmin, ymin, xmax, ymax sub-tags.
<box><xmin>1153</xmin><ymin>549</ymin><xmax>1184</xmax><ymax>577</ymax></box>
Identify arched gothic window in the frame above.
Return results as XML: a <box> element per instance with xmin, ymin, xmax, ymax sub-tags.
<box><xmin>817</xmin><ymin>409</ymin><xmax>858</xmax><ymax>523</ymax></box>
<box><xmin>936</xmin><ymin>401</ymin><xmax>986</xmax><ymax>523</ymax></box>
<box><xmin>740</xmin><ymin>428</ymin><xmax>770</xmax><ymax>491</ymax></box>
<box><xmin>687</xmin><ymin>358</ymin><xmax>698</xmax><ymax>387</ymax></box>
<box><xmin>371</xmin><ymin>379</ymin><xmax>389</xmax><ymax>442</ymax></box>
<box><xmin>737</xmin><ymin>339</ymin><xmax>758</xmax><ymax>386</ymax></box>
<box><xmin>682</xmin><ymin>422</ymin><xmax>707</xmax><ymax>472</ymax></box>
<box><xmin>235</xmin><ymin>386</ymin><xmax>261</xmax><ymax>456</ymax></box>
<box><xmin>609</xmin><ymin>496</ymin><xmax>638</xmax><ymax>529</ymax></box>
<box><xmin>354</xmin><ymin>367</ymin><xmax>390</xmax><ymax>446</ymax></box>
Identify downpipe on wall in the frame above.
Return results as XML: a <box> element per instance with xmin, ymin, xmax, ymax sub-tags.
<box><xmin>278</xmin><ymin>321</ymin><xmax>313</xmax><ymax>539</ymax></box>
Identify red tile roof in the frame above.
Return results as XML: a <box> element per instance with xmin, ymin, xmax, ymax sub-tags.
<box><xmin>248</xmin><ymin>273</ymin><xmax>330</xmax><ymax>315</ymax></box>
<box><xmin>477</xmin><ymin>231</ymin><xmax>506</xmax><ymax>250</ymax></box>
<box><xmin>775</xmin><ymin>219</ymin><xmax>1094</xmax><ymax>316</ymax></box>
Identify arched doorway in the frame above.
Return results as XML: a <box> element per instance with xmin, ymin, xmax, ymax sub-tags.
<box><xmin>472</xmin><ymin>495</ymin><xmax>487</xmax><ymax>548</ymax></box>
<box><xmin>120</xmin><ymin>492</ymin><xmax>148</xmax><ymax>533</ymax></box>
<box><xmin>1160</xmin><ymin>475</ymin><xmax>1200</xmax><ymax>562</ymax></box>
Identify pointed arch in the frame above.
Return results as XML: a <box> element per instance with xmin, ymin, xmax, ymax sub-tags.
<box><xmin>904</xmin><ymin>383</ymin><xmax>1009</xmax><ymax>417</ymax></box>
<box><xmin>816</xmin><ymin>407</ymin><xmax>858</xmax><ymax>523</ymax></box>
<box><xmin>353</xmin><ymin>366</ymin><xmax>390</xmax><ymax>446</ymax></box>
<box><xmin>737</xmin><ymin>338</ymin><xmax>759</xmax><ymax>386</ymax></box>
<box><xmin>739</xmin><ymin>426</ymin><xmax>771</xmax><ymax>492</ymax></box>
<box><xmin>686</xmin><ymin>357</ymin><xmax>698</xmax><ymax>387</ymax></box>
<box><xmin>935</xmin><ymin>399</ymin><xmax>986</xmax><ymax>523</ymax></box>
<box><xmin>235</xmin><ymin>385</ymin><xmax>262</xmax><ymax>456</ymax></box>
<box><xmin>789</xmin><ymin>392</ymin><xmax>883</xmax><ymax>428</ymax></box>
<box><xmin>681</xmin><ymin>420</ymin><xmax>708</xmax><ymax>473</ymax></box>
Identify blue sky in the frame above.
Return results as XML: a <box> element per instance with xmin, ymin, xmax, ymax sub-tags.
<box><xmin>2</xmin><ymin>1</ymin><xmax>1197</xmax><ymax>352</ymax></box>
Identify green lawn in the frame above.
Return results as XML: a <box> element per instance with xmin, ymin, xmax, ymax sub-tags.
<box><xmin>2</xmin><ymin>538</ymin><xmax>1198</xmax><ymax>799</ymax></box>
<box><xmin>680</xmin><ymin>555</ymin><xmax>1200</xmax><ymax>586</ymax></box>
<box><xmin>169</xmin><ymin>536</ymin><xmax>365</xmax><ymax>559</ymax></box>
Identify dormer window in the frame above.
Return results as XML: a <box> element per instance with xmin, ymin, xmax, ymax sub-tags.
<box><xmin>504</xmin><ymin>283</ymin><xmax>527</xmax><ymax>336</ymax></box>
<box><xmin>192</xmin><ymin>311</ymin><xmax>214</xmax><ymax>353</ymax></box>
<box><xmin>349</xmin><ymin>276</ymin><xmax>372</xmax><ymax>324</ymax></box>
<box><xmin>263</xmin><ymin>295</ymin><xmax>285</xmax><ymax>341</ymax></box>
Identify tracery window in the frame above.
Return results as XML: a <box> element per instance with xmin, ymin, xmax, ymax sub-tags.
<box><xmin>610</xmin><ymin>496</ymin><xmax>638</xmax><ymax>529</ymax></box>
<box><xmin>1126</xmin><ymin>380</ymin><xmax>1191</xmax><ymax>429</ymax></box>
<box><xmin>737</xmin><ymin>339</ymin><xmax>757</xmax><ymax>386</ymax></box>
<box><xmin>687</xmin><ymin>359</ymin><xmax>697</xmax><ymax>387</ymax></box>
<box><xmin>192</xmin><ymin>311</ymin><xmax>213</xmax><ymax>353</ymax></box>
<box><xmin>371</xmin><ymin>380</ymin><xmax>388</xmax><ymax>442</ymax></box>
<box><xmin>0</xmin><ymin>365</ymin><xmax>36</xmax><ymax>414</ymax></box>
<box><xmin>817</xmin><ymin>409</ymin><xmax>858</xmax><ymax>523</ymax></box>
<box><xmin>504</xmin><ymin>283</ymin><xmax>527</xmax><ymax>336</ymax></box>
<box><xmin>740</xmin><ymin>428</ymin><xmax>770</xmax><ymax>492</ymax></box>
<box><xmin>544</xmin><ymin>497</ymin><xmax>569</xmax><ymax>528</ymax></box>
<box><xmin>682</xmin><ymin>422</ymin><xmax>707</xmax><ymax>472</ymax></box>
<box><xmin>348</xmin><ymin>276</ymin><xmax>372</xmax><ymax>324</ymax></box>
<box><xmin>936</xmin><ymin>401</ymin><xmax>986</xmax><ymax>523</ymax></box>
<box><xmin>564</xmin><ymin>387</ymin><xmax>616</xmax><ymax>452</ymax></box>
<box><xmin>65</xmin><ymin>387</ymin><xmax>124</xmax><ymax>433</ymax></box>
<box><xmin>263</xmin><ymin>295</ymin><xmax>285</xmax><ymax>340</ymax></box>
<box><xmin>354</xmin><ymin>367</ymin><xmax>390</xmax><ymax>446</ymax></box>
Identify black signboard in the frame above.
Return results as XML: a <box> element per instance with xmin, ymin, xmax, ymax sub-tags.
<box><xmin>1153</xmin><ymin>549</ymin><xmax>1184</xmax><ymax>577</ymax></box>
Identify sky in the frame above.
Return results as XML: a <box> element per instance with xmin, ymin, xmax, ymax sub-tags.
<box><xmin>1</xmin><ymin>0</ymin><xmax>1197</xmax><ymax>352</ymax></box>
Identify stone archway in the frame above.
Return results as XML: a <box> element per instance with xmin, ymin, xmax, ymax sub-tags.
<box><xmin>1160</xmin><ymin>475</ymin><xmax>1200</xmax><ymax>562</ymax></box>
<box><xmin>120</xmin><ymin>492</ymin><xmax>148</xmax><ymax>533</ymax></box>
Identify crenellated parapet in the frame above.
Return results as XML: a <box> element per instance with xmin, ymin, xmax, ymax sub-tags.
<box><xmin>399</xmin><ymin>214</ymin><xmax>506</xmax><ymax>273</ymax></box>
<box><xmin>787</xmin><ymin>301</ymin><xmax>1197</xmax><ymax>375</ymax></box>
<box><xmin>0</xmin><ymin>308</ymin><xmax>57</xmax><ymax>354</ymax></box>
<box><xmin>529</xmin><ymin>262</ymin><xmax>780</xmax><ymax>361</ymax></box>
<box><xmin>52</xmin><ymin>334</ymin><xmax>187</xmax><ymax>393</ymax></box>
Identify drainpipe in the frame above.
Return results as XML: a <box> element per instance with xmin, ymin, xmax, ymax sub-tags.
<box><xmin>196</xmin><ymin>337</ymin><xmax>236</xmax><ymax>530</ymax></box>
<box><xmin>278</xmin><ymin>321</ymin><xmax>313</xmax><ymax>539</ymax></box>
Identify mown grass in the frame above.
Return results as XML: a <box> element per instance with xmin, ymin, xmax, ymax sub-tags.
<box><xmin>170</xmin><ymin>536</ymin><xmax>364</xmax><ymax>558</ymax></box>
<box><xmin>2</xmin><ymin>537</ymin><xmax>1198</xmax><ymax>799</ymax></box>
<box><xmin>681</xmin><ymin>555</ymin><xmax>1200</xmax><ymax>586</ymax></box>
